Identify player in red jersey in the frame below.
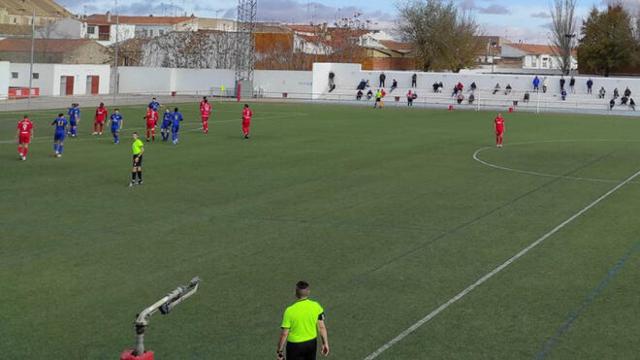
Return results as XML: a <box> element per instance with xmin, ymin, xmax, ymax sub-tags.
<box><xmin>16</xmin><ymin>115</ymin><xmax>34</xmax><ymax>161</ymax></box>
<box><xmin>242</xmin><ymin>104</ymin><xmax>253</xmax><ymax>139</ymax></box>
<box><xmin>494</xmin><ymin>112</ymin><xmax>505</xmax><ymax>148</ymax></box>
<box><xmin>93</xmin><ymin>102</ymin><xmax>108</xmax><ymax>135</ymax></box>
<box><xmin>200</xmin><ymin>97</ymin><xmax>212</xmax><ymax>134</ymax></box>
<box><xmin>144</xmin><ymin>108</ymin><xmax>159</xmax><ymax>142</ymax></box>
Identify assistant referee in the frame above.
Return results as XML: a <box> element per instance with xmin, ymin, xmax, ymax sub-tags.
<box><xmin>277</xmin><ymin>281</ymin><xmax>330</xmax><ymax>360</ymax></box>
<box><xmin>130</xmin><ymin>132</ymin><xmax>144</xmax><ymax>187</ymax></box>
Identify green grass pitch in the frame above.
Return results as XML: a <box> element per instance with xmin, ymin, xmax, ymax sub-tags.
<box><xmin>1</xmin><ymin>101</ymin><xmax>640</xmax><ymax>359</ymax></box>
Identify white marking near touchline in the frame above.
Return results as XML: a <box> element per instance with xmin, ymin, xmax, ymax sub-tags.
<box><xmin>363</xmin><ymin>167</ymin><xmax>640</xmax><ymax>360</ymax></box>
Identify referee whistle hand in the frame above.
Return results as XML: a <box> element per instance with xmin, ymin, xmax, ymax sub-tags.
<box><xmin>321</xmin><ymin>344</ymin><xmax>330</xmax><ymax>356</ymax></box>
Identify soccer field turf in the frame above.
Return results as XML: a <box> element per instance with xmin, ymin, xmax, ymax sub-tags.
<box><xmin>2</xmin><ymin>101</ymin><xmax>640</xmax><ymax>359</ymax></box>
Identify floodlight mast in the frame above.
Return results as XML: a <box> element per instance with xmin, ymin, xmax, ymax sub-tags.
<box><xmin>131</xmin><ymin>277</ymin><xmax>200</xmax><ymax>357</ymax></box>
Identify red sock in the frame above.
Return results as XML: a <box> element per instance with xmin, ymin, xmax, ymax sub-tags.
<box><xmin>24</xmin><ymin>147</ymin><xmax>28</xmax><ymax>156</ymax></box>
<box><xmin>18</xmin><ymin>146</ymin><xmax>23</xmax><ymax>156</ymax></box>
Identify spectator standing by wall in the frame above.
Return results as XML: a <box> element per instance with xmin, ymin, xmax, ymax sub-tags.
<box><xmin>587</xmin><ymin>78</ymin><xmax>594</xmax><ymax>94</ymax></box>
<box><xmin>533</xmin><ymin>76</ymin><xmax>540</xmax><ymax>92</ymax></box>
<box><xmin>379</xmin><ymin>72</ymin><xmax>386</xmax><ymax>88</ymax></box>
<box><xmin>542</xmin><ymin>77</ymin><xmax>549</xmax><ymax>93</ymax></box>
<box><xmin>569</xmin><ymin>76</ymin><xmax>576</xmax><ymax>93</ymax></box>
<box><xmin>559</xmin><ymin>76</ymin><xmax>566</xmax><ymax>92</ymax></box>
<box><xmin>411</xmin><ymin>73</ymin><xmax>417</xmax><ymax>88</ymax></box>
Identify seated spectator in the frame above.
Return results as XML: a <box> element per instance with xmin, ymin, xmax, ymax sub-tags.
<box><xmin>357</xmin><ymin>79</ymin><xmax>367</xmax><ymax>90</ymax></box>
<box><xmin>456</xmin><ymin>82</ymin><xmax>464</xmax><ymax>93</ymax></box>
<box><xmin>504</xmin><ymin>84</ymin><xmax>512</xmax><ymax>95</ymax></box>
<box><xmin>630</xmin><ymin>98</ymin><xmax>636</xmax><ymax>111</ymax></box>
<box><xmin>624</xmin><ymin>87</ymin><xmax>631</xmax><ymax>97</ymax></box>
<box><xmin>621</xmin><ymin>96</ymin><xmax>629</xmax><ymax>105</ymax></box>
<box><xmin>598</xmin><ymin>87</ymin><xmax>606</xmax><ymax>99</ymax></box>
<box><xmin>561</xmin><ymin>89</ymin><xmax>567</xmax><ymax>101</ymax></box>
<box><xmin>470</xmin><ymin>82</ymin><xmax>477</xmax><ymax>91</ymax></box>
<box><xmin>523</xmin><ymin>91</ymin><xmax>530</xmax><ymax>103</ymax></box>
<box><xmin>456</xmin><ymin>92</ymin><xmax>464</xmax><ymax>104</ymax></box>
<box><xmin>451</xmin><ymin>85</ymin><xmax>459</xmax><ymax>97</ymax></box>
<box><xmin>542</xmin><ymin>77</ymin><xmax>549</xmax><ymax>93</ymax></box>
<box><xmin>356</xmin><ymin>90</ymin><xmax>363</xmax><ymax>100</ymax></box>
<box><xmin>614</xmin><ymin>88</ymin><xmax>619</xmax><ymax>99</ymax></box>
<box><xmin>366</xmin><ymin>89</ymin><xmax>373</xmax><ymax>100</ymax></box>
<box><xmin>609</xmin><ymin>98</ymin><xmax>615</xmax><ymax>110</ymax></box>
<box><xmin>492</xmin><ymin>83</ymin><xmax>501</xmax><ymax>95</ymax></box>
<box><xmin>433</xmin><ymin>82</ymin><xmax>440</xmax><ymax>93</ymax></box>
<box><xmin>390</xmin><ymin>79</ymin><xmax>398</xmax><ymax>93</ymax></box>
<box><xmin>468</xmin><ymin>93</ymin><xmax>475</xmax><ymax>104</ymax></box>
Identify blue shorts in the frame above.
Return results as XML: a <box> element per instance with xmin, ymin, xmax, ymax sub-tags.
<box><xmin>111</xmin><ymin>127</ymin><xmax>119</xmax><ymax>133</ymax></box>
<box><xmin>161</xmin><ymin>121</ymin><xmax>171</xmax><ymax>129</ymax></box>
<box><xmin>54</xmin><ymin>132</ymin><xmax>65</xmax><ymax>141</ymax></box>
<box><xmin>70</xmin><ymin>120</ymin><xmax>77</xmax><ymax>126</ymax></box>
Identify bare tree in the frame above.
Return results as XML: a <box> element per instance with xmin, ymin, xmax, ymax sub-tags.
<box><xmin>397</xmin><ymin>0</ymin><xmax>481</xmax><ymax>72</ymax></box>
<box><xmin>550</xmin><ymin>0</ymin><xmax>578</xmax><ymax>75</ymax></box>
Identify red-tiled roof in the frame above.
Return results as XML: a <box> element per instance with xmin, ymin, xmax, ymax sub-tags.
<box><xmin>86</xmin><ymin>14</ymin><xmax>193</xmax><ymax>26</ymax></box>
<box><xmin>0</xmin><ymin>38</ymin><xmax>97</xmax><ymax>53</ymax></box>
<box><xmin>379</xmin><ymin>40</ymin><xmax>413</xmax><ymax>53</ymax></box>
<box><xmin>508</xmin><ymin>43</ymin><xmax>577</xmax><ymax>56</ymax></box>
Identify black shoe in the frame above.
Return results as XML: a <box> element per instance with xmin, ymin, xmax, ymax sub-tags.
<box><xmin>137</xmin><ymin>180</ymin><xmax>143</xmax><ymax>185</ymax></box>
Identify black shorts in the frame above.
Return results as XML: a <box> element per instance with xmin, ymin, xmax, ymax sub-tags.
<box><xmin>286</xmin><ymin>338</ymin><xmax>317</xmax><ymax>360</ymax></box>
<box><xmin>132</xmin><ymin>155</ymin><xmax>143</xmax><ymax>167</ymax></box>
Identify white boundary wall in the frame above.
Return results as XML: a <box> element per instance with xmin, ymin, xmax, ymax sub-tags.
<box><xmin>0</xmin><ymin>61</ymin><xmax>10</xmax><ymax>99</ymax></box>
<box><xmin>117</xmin><ymin>67</ymin><xmax>312</xmax><ymax>97</ymax></box>
<box><xmin>9</xmin><ymin>63</ymin><xmax>110</xmax><ymax>96</ymax></box>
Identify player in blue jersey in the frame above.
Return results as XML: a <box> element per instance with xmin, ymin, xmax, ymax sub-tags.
<box><xmin>149</xmin><ymin>97</ymin><xmax>160</xmax><ymax>112</ymax></box>
<box><xmin>160</xmin><ymin>109</ymin><xmax>172</xmax><ymax>141</ymax></box>
<box><xmin>108</xmin><ymin>109</ymin><xmax>124</xmax><ymax>144</ymax></box>
<box><xmin>51</xmin><ymin>113</ymin><xmax>67</xmax><ymax>157</ymax></box>
<box><xmin>171</xmin><ymin>107</ymin><xmax>183</xmax><ymax>145</ymax></box>
<box><xmin>67</xmin><ymin>103</ymin><xmax>80</xmax><ymax>137</ymax></box>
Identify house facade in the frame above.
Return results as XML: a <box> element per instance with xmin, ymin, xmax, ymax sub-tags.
<box><xmin>502</xmin><ymin>43</ymin><xmax>578</xmax><ymax>71</ymax></box>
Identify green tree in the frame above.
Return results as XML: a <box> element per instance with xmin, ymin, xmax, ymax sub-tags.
<box><xmin>578</xmin><ymin>5</ymin><xmax>635</xmax><ymax>76</ymax></box>
<box><xmin>397</xmin><ymin>0</ymin><xmax>481</xmax><ymax>72</ymax></box>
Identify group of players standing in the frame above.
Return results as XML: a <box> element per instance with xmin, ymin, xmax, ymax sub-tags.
<box><xmin>15</xmin><ymin>96</ymin><xmax>255</xmax><ymax>161</ymax></box>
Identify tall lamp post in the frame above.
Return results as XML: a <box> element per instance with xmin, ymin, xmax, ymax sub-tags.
<box><xmin>564</xmin><ymin>33</ymin><xmax>576</xmax><ymax>76</ymax></box>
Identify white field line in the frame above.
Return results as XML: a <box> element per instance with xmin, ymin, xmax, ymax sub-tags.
<box><xmin>472</xmin><ymin>139</ymin><xmax>640</xmax><ymax>184</ymax></box>
<box><xmin>363</xmin><ymin>167</ymin><xmax>640</xmax><ymax>360</ymax></box>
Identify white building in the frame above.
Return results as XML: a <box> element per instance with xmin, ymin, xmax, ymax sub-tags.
<box><xmin>9</xmin><ymin>63</ymin><xmax>110</xmax><ymax>96</ymax></box>
<box><xmin>84</xmin><ymin>14</ymin><xmax>197</xmax><ymax>45</ymax></box>
<box><xmin>502</xmin><ymin>43</ymin><xmax>578</xmax><ymax>71</ymax></box>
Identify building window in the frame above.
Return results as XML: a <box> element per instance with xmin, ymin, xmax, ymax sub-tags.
<box><xmin>159</xmin><ymin>30</ymin><xmax>164</xmax><ymax>35</ymax></box>
<box><xmin>11</xmin><ymin>72</ymin><xmax>18</xmax><ymax>79</ymax></box>
<box><xmin>87</xmin><ymin>26</ymin><xmax>95</xmax><ymax>34</ymax></box>
<box><xmin>32</xmin><ymin>73</ymin><xmax>39</xmax><ymax>79</ymax></box>
<box><xmin>143</xmin><ymin>30</ymin><xmax>148</xmax><ymax>37</ymax></box>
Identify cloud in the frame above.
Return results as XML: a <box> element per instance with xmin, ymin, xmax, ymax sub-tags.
<box><xmin>531</xmin><ymin>11</ymin><xmax>551</xmax><ymax>18</ymax></box>
<box><xmin>478</xmin><ymin>5</ymin><xmax>510</xmax><ymax>14</ymax></box>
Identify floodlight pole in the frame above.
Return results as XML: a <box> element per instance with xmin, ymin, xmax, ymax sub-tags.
<box><xmin>113</xmin><ymin>0</ymin><xmax>120</xmax><ymax>105</ymax></box>
<box><xmin>27</xmin><ymin>8</ymin><xmax>35</xmax><ymax>109</ymax></box>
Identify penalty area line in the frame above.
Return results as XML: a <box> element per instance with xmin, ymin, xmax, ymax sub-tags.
<box><xmin>363</xmin><ymin>167</ymin><xmax>640</xmax><ymax>360</ymax></box>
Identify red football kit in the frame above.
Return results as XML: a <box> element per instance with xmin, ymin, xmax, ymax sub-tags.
<box><xmin>17</xmin><ymin>118</ymin><xmax>33</xmax><ymax>159</ymax></box>
<box><xmin>242</xmin><ymin>107</ymin><xmax>253</xmax><ymax>137</ymax></box>
<box><xmin>17</xmin><ymin>118</ymin><xmax>33</xmax><ymax>144</ymax></box>
<box><xmin>495</xmin><ymin>115</ymin><xmax>505</xmax><ymax>146</ymax></box>
<box><xmin>145</xmin><ymin>109</ymin><xmax>159</xmax><ymax>141</ymax></box>
<box><xmin>94</xmin><ymin>106</ymin><xmax>108</xmax><ymax>134</ymax></box>
<box><xmin>200</xmin><ymin>101</ymin><xmax>212</xmax><ymax>134</ymax></box>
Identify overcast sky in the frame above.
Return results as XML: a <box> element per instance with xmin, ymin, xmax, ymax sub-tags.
<box><xmin>58</xmin><ymin>0</ymin><xmax>624</xmax><ymax>43</ymax></box>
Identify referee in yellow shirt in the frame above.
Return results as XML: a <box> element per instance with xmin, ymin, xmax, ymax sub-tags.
<box><xmin>277</xmin><ymin>281</ymin><xmax>330</xmax><ymax>359</ymax></box>
<box><xmin>130</xmin><ymin>132</ymin><xmax>144</xmax><ymax>187</ymax></box>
